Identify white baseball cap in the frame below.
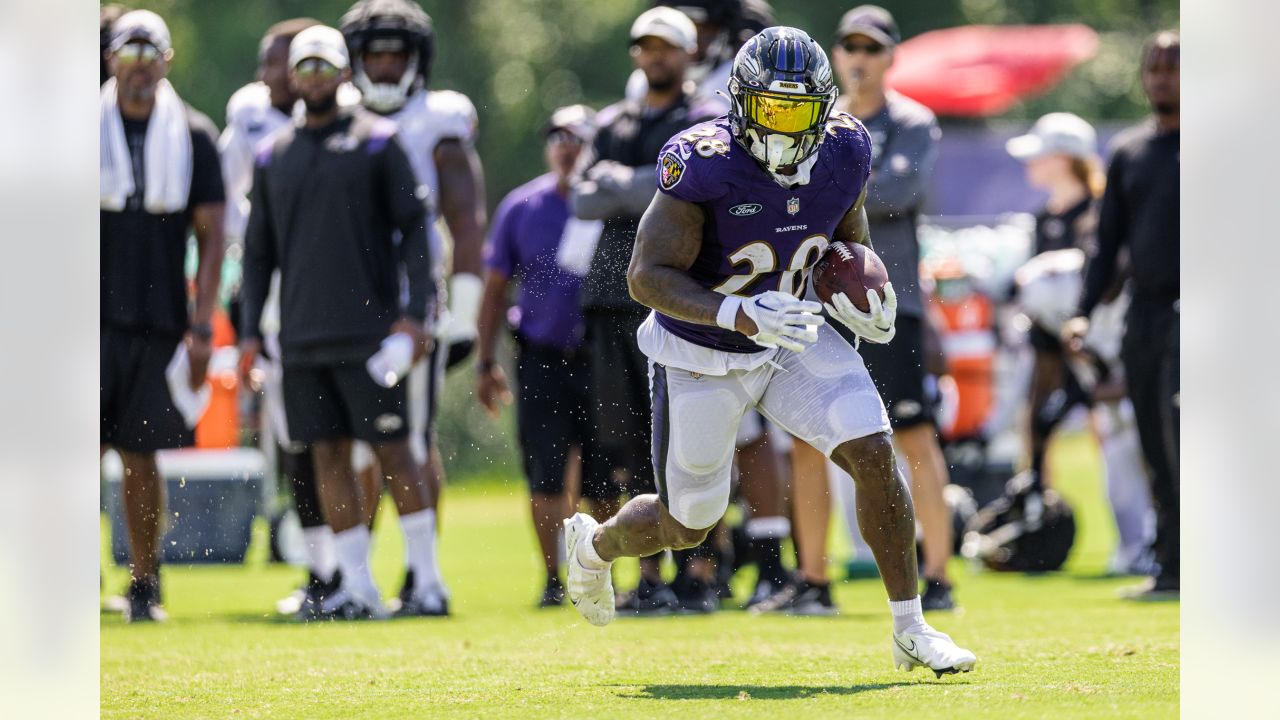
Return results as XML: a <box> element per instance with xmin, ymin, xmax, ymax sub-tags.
<box><xmin>630</xmin><ymin>6</ymin><xmax>698</xmax><ymax>54</ymax></box>
<box><xmin>110</xmin><ymin>9</ymin><xmax>172</xmax><ymax>53</ymax></box>
<box><xmin>1006</xmin><ymin>112</ymin><xmax>1098</xmax><ymax>161</ymax></box>
<box><xmin>288</xmin><ymin>25</ymin><xmax>350</xmax><ymax>70</ymax></box>
<box><xmin>543</xmin><ymin>104</ymin><xmax>597</xmax><ymax>141</ymax></box>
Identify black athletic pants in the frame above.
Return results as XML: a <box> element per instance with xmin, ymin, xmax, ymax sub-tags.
<box><xmin>1120</xmin><ymin>296</ymin><xmax>1179</xmax><ymax>584</ymax></box>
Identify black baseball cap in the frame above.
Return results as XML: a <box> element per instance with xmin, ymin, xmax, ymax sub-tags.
<box><xmin>835</xmin><ymin>5</ymin><xmax>900</xmax><ymax>47</ymax></box>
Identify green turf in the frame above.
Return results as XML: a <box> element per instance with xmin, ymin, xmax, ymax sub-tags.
<box><xmin>101</xmin><ymin>432</ymin><xmax>1178</xmax><ymax>719</ymax></box>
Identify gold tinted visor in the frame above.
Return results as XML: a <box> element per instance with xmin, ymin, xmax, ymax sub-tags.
<box><xmin>743</xmin><ymin>91</ymin><xmax>826</xmax><ymax>133</ymax></box>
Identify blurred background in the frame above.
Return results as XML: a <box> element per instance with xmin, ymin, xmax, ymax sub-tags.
<box><xmin>107</xmin><ymin>0</ymin><xmax>1177</xmax><ymax>484</ymax></box>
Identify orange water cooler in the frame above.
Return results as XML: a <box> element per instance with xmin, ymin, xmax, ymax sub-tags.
<box><xmin>924</xmin><ymin>259</ymin><xmax>995</xmax><ymax>442</ymax></box>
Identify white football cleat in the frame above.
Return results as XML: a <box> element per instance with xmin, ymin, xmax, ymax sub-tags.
<box><xmin>892</xmin><ymin>625</ymin><xmax>977</xmax><ymax>678</ymax></box>
<box><xmin>564</xmin><ymin>513</ymin><xmax>615</xmax><ymax>627</ymax></box>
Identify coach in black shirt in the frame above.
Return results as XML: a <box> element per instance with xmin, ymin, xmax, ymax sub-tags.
<box><xmin>100</xmin><ymin>10</ymin><xmax>225</xmax><ymax>622</ymax></box>
<box><xmin>240</xmin><ymin>27</ymin><xmax>438</xmax><ymax>618</ymax></box>
<box><xmin>1064</xmin><ymin>31</ymin><xmax>1180</xmax><ymax>599</ymax></box>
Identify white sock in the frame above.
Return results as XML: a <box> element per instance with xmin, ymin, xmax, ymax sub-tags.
<box><xmin>334</xmin><ymin>525</ymin><xmax>380</xmax><ymax>604</ymax></box>
<box><xmin>400</xmin><ymin>509</ymin><xmax>445</xmax><ymax>595</ymax></box>
<box><xmin>575</xmin><ymin>526</ymin><xmax>610</xmax><ymax>571</ymax></box>
<box><xmin>745</xmin><ymin>516</ymin><xmax>791</xmax><ymax>539</ymax></box>
<box><xmin>302</xmin><ymin>526</ymin><xmax>336</xmax><ymax>583</ymax></box>
<box><xmin>889</xmin><ymin>596</ymin><xmax>926</xmax><ymax>634</ymax></box>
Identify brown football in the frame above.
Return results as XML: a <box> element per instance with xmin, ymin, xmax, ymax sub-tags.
<box><xmin>811</xmin><ymin>241</ymin><xmax>890</xmax><ymax>312</ymax></box>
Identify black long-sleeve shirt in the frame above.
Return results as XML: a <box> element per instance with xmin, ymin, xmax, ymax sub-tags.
<box><xmin>241</xmin><ymin>108</ymin><xmax>432</xmax><ymax>364</ymax></box>
<box><xmin>1079</xmin><ymin>120</ymin><xmax>1179</xmax><ymax>316</ymax></box>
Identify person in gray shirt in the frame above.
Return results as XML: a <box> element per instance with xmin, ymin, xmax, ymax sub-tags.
<box><xmin>828</xmin><ymin>6</ymin><xmax>957</xmax><ymax>611</ymax></box>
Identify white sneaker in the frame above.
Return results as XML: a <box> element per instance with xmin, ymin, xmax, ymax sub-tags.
<box><xmin>892</xmin><ymin>625</ymin><xmax>977</xmax><ymax>677</ymax></box>
<box><xmin>564</xmin><ymin>513</ymin><xmax>615</xmax><ymax>627</ymax></box>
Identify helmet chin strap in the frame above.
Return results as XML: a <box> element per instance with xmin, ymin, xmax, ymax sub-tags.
<box><xmin>354</xmin><ymin>55</ymin><xmax>419</xmax><ymax>113</ymax></box>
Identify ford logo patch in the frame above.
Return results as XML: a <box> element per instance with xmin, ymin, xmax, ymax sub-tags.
<box><xmin>729</xmin><ymin>203</ymin><xmax>762</xmax><ymax>217</ymax></box>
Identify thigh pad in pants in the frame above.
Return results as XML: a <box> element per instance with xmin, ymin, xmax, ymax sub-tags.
<box><xmin>758</xmin><ymin>323</ymin><xmax>891</xmax><ymax>457</ymax></box>
<box><xmin>651</xmin><ymin>362</ymin><xmax>754</xmax><ymax>530</ymax></box>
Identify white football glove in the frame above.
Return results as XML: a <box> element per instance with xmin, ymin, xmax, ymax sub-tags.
<box><xmin>439</xmin><ymin>273</ymin><xmax>482</xmax><ymax>368</ymax></box>
<box><xmin>730</xmin><ymin>290</ymin><xmax>825</xmax><ymax>353</ymax></box>
<box><xmin>824</xmin><ymin>282</ymin><xmax>897</xmax><ymax>345</ymax></box>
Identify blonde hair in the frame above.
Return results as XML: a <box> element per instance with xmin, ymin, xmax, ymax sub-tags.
<box><xmin>1069</xmin><ymin>156</ymin><xmax>1106</xmax><ymax>199</ymax></box>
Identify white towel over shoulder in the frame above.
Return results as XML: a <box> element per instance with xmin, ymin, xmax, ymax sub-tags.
<box><xmin>100</xmin><ymin>77</ymin><xmax>193</xmax><ymax>213</ymax></box>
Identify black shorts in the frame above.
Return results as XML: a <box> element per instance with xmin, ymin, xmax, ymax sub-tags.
<box><xmin>583</xmin><ymin>307</ymin><xmax>653</xmax><ymax>496</ymax></box>
<box><xmin>835</xmin><ymin>314</ymin><xmax>936</xmax><ymax>429</ymax></box>
<box><xmin>101</xmin><ymin>326</ymin><xmax>194</xmax><ymax>452</ymax></box>
<box><xmin>515</xmin><ymin>340</ymin><xmax>616</xmax><ymax>500</ymax></box>
<box><xmin>282</xmin><ymin>359</ymin><xmax>410</xmax><ymax>444</ymax></box>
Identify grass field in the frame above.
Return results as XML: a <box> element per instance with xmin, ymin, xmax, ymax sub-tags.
<box><xmin>100</xmin><ymin>432</ymin><xmax>1178</xmax><ymax>719</ymax></box>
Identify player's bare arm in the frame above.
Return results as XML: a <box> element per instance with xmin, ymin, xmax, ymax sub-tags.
<box><xmin>628</xmin><ymin>191</ymin><xmax>757</xmax><ymax>335</ymax></box>
<box><xmin>832</xmin><ymin>184</ymin><xmax>872</xmax><ymax>249</ymax></box>
<box><xmin>434</xmin><ymin>138</ymin><xmax>487</xmax><ymax>276</ymax></box>
<box><xmin>188</xmin><ymin>201</ymin><xmax>225</xmax><ymax>388</ymax></box>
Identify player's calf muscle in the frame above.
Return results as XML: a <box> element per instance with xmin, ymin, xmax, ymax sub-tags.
<box><xmin>595</xmin><ymin>494</ymin><xmax>709</xmax><ymax>560</ymax></box>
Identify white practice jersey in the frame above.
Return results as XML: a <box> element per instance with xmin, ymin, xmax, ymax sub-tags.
<box><xmin>219</xmin><ymin>83</ymin><xmax>291</xmax><ymax>244</ymax></box>
<box><xmin>385</xmin><ymin>88</ymin><xmax>479</xmax><ymax>278</ymax></box>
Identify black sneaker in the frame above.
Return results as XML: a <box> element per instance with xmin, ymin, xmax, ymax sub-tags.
<box><xmin>277</xmin><ymin>570</ymin><xmax>340</xmax><ymax>618</ymax></box>
<box><xmin>539</xmin><ymin>576</ymin><xmax>566</xmax><ymax>608</ymax></box>
<box><xmin>124</xmin><ymin>575</ymin><xmax>167</xmax><ymax>623</ymax></box>
<box><xmin>676</xmin><ymin>577</ymin><xmax>720</xmax><ymax>614</ymax></box>
<box><xmin>615</xmin><ymin>576</ymin><xmax>680</xmax><ymax>616</ymax></box>
<box><xmin>397</xmin><ymin>569</ymin><xmax>416</xmax><ymax>608</ymax></box>
<box><xmin>744</xmin><ymin>576</ymin><xmax>787</xmax><ymax>610</ymax></box>
<box><xmin>921</xmin><ymin>578</ymin><xmax>956</xmax><ymax>612</ymax></box>
<box><xmin>316</xmin><ymin>586</ymin><xmax>389</xmax><ymax>620</ymax></box>
<box><xmin>750</xmin><ymin>575</ymin><xmax>837</xmax><ymax>616</ymax></box>
<box><xmin>294</xmin><ymin>571</ymin><xmax>343</xmax><ymax>621</ymax></box>
<box><xmin>394</xmin><ymin>589</ymin><xmax>450</xmax><ymax>617</ymax></box>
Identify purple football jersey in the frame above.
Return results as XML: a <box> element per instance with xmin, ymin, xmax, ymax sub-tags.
<box><xmin>653</xmin><ymin>112</ymin><xmax>874</xmax><ymax>352</ymax></box>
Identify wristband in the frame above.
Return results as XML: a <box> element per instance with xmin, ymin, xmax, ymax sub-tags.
<box><xmin>475</xmin><ymin>359</ymin><xmax>496</xmax><ymax>374</ymax></box>
<box><xmin>716</xmin><ymin>295</ymin><xmax>744</xmax><ymax>331</ymax></box>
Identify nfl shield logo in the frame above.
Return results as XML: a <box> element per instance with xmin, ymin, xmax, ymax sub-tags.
<box><xmin>786</xmin><ymin>197</ymin><xmax>800</xmax><ymax>215</ymax></box>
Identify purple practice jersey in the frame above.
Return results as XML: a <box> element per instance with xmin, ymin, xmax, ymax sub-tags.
<box><xmin>653</xmin><ymin>112</ymin><xmax>874</xmax><ymax>352</ymax></box>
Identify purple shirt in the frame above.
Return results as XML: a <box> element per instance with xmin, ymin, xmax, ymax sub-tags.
<box><xmin>485</xmin><ymin>173</ymin><xmax>585</xmax><ymax>350</ymax></box>
<box><xmin>653</xmin><ymin>113</ymin><xmax>874</xmax><ymax>352</ymax></box>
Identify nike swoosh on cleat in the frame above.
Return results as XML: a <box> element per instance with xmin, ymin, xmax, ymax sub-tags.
<box><xmin>894</xmin><ymin>637</ymin><xmax>924</xmax><ymax>665</ymax></box>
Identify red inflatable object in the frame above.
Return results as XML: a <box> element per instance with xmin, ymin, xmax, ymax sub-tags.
<box><xmin>886</xmin><ymin>24</ymin><xmax>1099</xmax><ymax>117</ymax></box>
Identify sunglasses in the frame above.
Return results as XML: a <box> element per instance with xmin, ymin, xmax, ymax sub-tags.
<box><xmin>115</xmin><ymin>43</ymin><xmax>162</xmax><ymax>65</ymax></box>
<box><xmin>840</xmin><ymin>39</ymin><xmax>887</xmax><ymax>55</ymax></box>
<box><xmin>546</xmin><ymin>130</ymin><xmax>583</xmax><ymax>147</ymax></box>
<box><xmin>294</xmin><ymin>58</ymin><xmax>340</xmax><ymax>80</ymax></box>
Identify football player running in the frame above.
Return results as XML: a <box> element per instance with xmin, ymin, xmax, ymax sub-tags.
<box><xmin>564</xmin><ymin>27</ymin><xmax>975</xmax><ymax>677</ymax></box>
